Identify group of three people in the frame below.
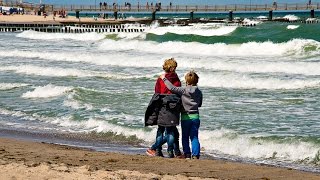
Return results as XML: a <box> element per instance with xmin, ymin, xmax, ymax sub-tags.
<box><xmin>145</xmin><ymin>58</ymin><xmax>203</xmax><ymax>159</ymax></box>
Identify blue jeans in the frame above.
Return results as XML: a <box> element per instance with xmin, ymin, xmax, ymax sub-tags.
<box><xmin>181</xmin><ymin>119</ymin><xmax>200</xmax><ymax>157</ymax></box>
<box><xmin>151</xmin><ymin>126</ymin><xmax>166</xmax><ymax>151</ymax></box>
<box><xmin>151</xmin><ymin>126</ymin><xmax>178</xmax><ymax>153</ymax></box>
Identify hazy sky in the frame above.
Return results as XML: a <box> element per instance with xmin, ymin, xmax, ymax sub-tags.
<box><xmin>23</xmin><ymin>0</ymin><xmax>320</xmax><ymax>5</ymax></box>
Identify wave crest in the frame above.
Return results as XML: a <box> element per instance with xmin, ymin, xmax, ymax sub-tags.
<box><xmin>22</xmin><ymin>84</ymin><xmax>73</xmax><ymax>98</ymax></box>
<box><xmin>16</xmin><ymin>30</ymin><xmax>105</xmax><ymax>41</ymax></box>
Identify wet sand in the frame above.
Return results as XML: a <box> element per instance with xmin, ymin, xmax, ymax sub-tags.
<box><xmin>0</xmin><ymin>137</ymin><xmax>319</xmax><ymax>179</ymax></box>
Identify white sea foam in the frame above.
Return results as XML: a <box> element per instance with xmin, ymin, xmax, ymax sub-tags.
<box><xmin>199</xmin><ymin>73</ymin><xmax>320</xmax><ymax>90</ymax></box>
<box><xmin>256</xmin><ymin>16</ymin><xmax>268</xmax><ymax>20</ymax></box>
<box><xmin>63</xmin><ymin>93</ymin><xmax>93</xmax><ymax>110</ymax></box>
<box><xmin>98</xmin><ymin>38</ymin><xmax>320</xmax><ymax>57</ymax></box>
<box><xmin>283</xmin><ymin>14</ymin><xmax>300</xmax><ymax>21</ymax></box>
<box><xmin>1</xmin><ymin>50</ymin><xmax>320</xmax><ymax>80</ymax></box>
<box><xmin>0</xmin><ymin>83</ymin><xmax>29</xmax><ymax>90</ymax></box>
<box><xmin>22</xmin><ymin>84</ymin><xmax>73</xmax><ymax>98</ymax></box>
<box><xmin>0</xmin><ymin>65</ymin><xmax>147</xmax><ymax>79</ymax></box>
<box><xmin>200</xmin><ymin>128</ymin><xmax>320</xmax><ymax>163</ymax></box>
<box><xmin>0</xmin><ymin>108</ymin><xmax>26</xmax><ymax>117</ymax></box>
<box><xmin>0</xmin><ymin>107</ymin><xmax>156</xmax><ymax>142</ymax></box>
<box><xmin>0</xmin><ymin>39</ymin><xmax>319</xmax><ymax>64</ymax></box>
<box><xmin>16</xmin><ymin>30</ymin><xmax>106</xmax><ymax>41</ymax></box>
<box><xmin>116</xmin><ymin>32</ymin><xmax>146</xmax><ymax>39</ymax></box>
<box><xmin>178</xmin><ymin>60</ymin><xmax>320</xmax><ymax>76</ymax></box>
<box><xmin>0</xmin><ymin>65</ymin><xmax>97</xmax><ymax>77</ymax></box>
<box><xmin>242</xmin><ymin>18</ymin><xmax>262</xmax><ymax>26</ymax></box>
<box><xmin>0</xmin><ymin>49</ymin><xmax>164</xmax><ymax>68</ymax></box>
<box><xmin>49</xmin><ymin>116</ymin><xmax>157</xmax><ymax>143</ymax></box>
<box><xmin>287</xmin><ymin>25</ymin><xmax>299</xmax><ymax>30</ymax></box>
<box><xmin>145</xmin><ymin>24</ymin><xmax>238</xmax><ymax>36</ymax></box>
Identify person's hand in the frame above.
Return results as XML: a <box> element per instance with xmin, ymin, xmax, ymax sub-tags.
<box><xmin>159</xmin><ymin>74</ymin><xmax>165</xmax><ymax>79</ymax></box>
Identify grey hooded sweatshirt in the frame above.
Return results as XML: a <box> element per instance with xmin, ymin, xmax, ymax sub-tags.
<box><xmin>162</xmin><ymin>77</ymin><xmax>203</xmax><ymax>119</ymax></box>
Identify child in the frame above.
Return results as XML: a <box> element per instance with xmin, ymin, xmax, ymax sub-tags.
<box><xmin>146</xmin><ymin>58</ymin><xmax>183</xmax><ymax>158</ymax></box>
<box><xmin>160</xmin><ymin>71</ymin><xmax>203</xmax><ymax>159</ymax></box>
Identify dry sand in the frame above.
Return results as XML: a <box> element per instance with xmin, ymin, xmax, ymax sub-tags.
<box><xmin>0</xmin><ymin>137</ymin><xmax>319</xmax><ymax>180</ymax></box>
<box><xmin>0</xmin><ymin>14</ymin><xmax>145</xmax><ymax>24</ymax></box>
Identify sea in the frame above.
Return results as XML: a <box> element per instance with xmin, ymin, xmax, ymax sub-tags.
<box><xmin>0</xmin><ymin>11</ymin><xmax>320</xmax><ymax>173</ymax></box>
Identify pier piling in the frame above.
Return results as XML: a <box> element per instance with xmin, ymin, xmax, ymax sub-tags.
<box><xmin>114</xmin><ymin>11</ymin><xmax>118</xmax><ymax>20</ymax></box>
<box><xmin>190</xmin><ymin>11</ymin><xmax>194</xmax><ymax>21</ymax></box>
<box><xmin>269</xmin><ymin>10</ymin><xmax>273</xmax><ymax>20</ymax></box>
<box><xmin>76</xmin><ymin>10</ymin><xmax>80</xmax><ymax>19</ymax></box>
<box><xmin>152</xmin><ymin>11</ymin><xmax>156</xmax><ymax>21</ymax></box>
<box><xmin>311</xmin><ymin>9</ymin><xmax>315</xmax><ymax>18</ymax></box>
<box><xmin>228</xmin><ymin>10</ymin><xmax>233</xmax><ymax>21</ymax></box>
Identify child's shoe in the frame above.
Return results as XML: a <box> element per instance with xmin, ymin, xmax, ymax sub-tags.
<box><xmin>174</xmin><ymin>152</ymin><xmax>185</xmax><ymax>159</ymax></box>
<box><xmin>192</xmin><ymin>155</ymin><xmax>200</xmax><ymax>159</ymax></box>
<box><xmin>168</xmin><ymin>151</ymin><xmax>174</xmax><ymax>158</ymax></box>
<box><xmin>184</xmin><ymin>153</ymin><xmax>191</xmax><ymax>159</ymax></box>
<box><xmin>155</xmin><ymin>149</ymin><xmax>164</xmax><ymax>157</ymax></box>
<box><xmin>146</xmin><ymin>148</ymin><xmax>156</xmax><ymax>156</ymax></box>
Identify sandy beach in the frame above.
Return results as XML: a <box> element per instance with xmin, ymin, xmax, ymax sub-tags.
<box><xmin>0</xmin><ymin>137</ymin><xmax>319</xmax><ymax>180</ymax></box>
<box><xmin>0</xmin><ymin>14</ymin><xmax>147</xmax><ymax>24</ymax></box>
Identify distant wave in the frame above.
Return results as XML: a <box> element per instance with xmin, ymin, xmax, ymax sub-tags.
<box><xmin>1</xmin><ymin>38</ymin><xmax>319</xmax><ymax>59</ymax></box>
<box><xmin>283</xmin><ymin>14</ymin><xmax>300</xmax><ymax>21</ymax></box>
<box><xmin>287</xmin><ymin>25</ymin><xmax>299</xmax><ymax>30</ymax></box>
<box><xmin>145</xmin><ymin>24</ymin><xmax>238</xmax><ymax>36</ymax></box>
<box><xmin>98</xmin><ymin>38</ymin><xmax>320</xmax><ymax>57</ymax></box>
<box><xmin>16</xmin><ymin>30</ymin><xmax>106</xmax><ymax>41</ymax></box>
<box><xmin>63</xmin><ymin>95</ymin><xmax>94</xmax><ymax>111</ymax></box>
<box><xmin>199</xmin><ymin>72</ymin><xmax>320</xmax><ymax>90</ymax></box>
<box><xmin>178</xmin><ymin>60</ymin><xmax>320</xmax><ymax>76</ymax></box>
<box><xmin>0</xmin><ymin>83</ymin><xmax>29</xmax><ymax>90</ymax></box>
<box><xmin>0</xmin><ymin>65</ymin><xmax>151</xmax><ymax>79</ymax></box>
<box><xmin>22</xmin><ymin>84</ymin><xmax>73</xmax><ymax>98</ymax></box>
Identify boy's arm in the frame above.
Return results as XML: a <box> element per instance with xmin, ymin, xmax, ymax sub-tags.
<box><xmin>160</xmin><ymin>75</ymin><xmax>185</xmax><ymax>95</ymax></box>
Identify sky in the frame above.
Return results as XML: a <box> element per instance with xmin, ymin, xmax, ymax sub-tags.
<box><xmin>21</xmin><ymin>0</ymin><xmax>320</xmax><ymax>6</ymax></box>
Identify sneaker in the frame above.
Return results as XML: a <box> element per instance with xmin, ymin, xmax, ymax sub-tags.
<box><xmin>192</xmin><ymin>155</ymin><xmax>200</xmax><ymax>159</ymax></box>
<box><xmin>174</xmin><ymin>149</ymin><xmax>182</xmax><ymax>156</ymax></box>
<box><xmin>168</xmin><ymin>151</ymin><xmax>174</xmax><ymax>158</ymax></box>
<box><xmin>185</xmin><ymin>153</ymin><xmax>191</xmax><ymax>159</ymax></box>
<box><xmin>175</xmin><ymin>154</ymin><xmax>185</xmax><ymax>159</ymax></box>
<box><xmin>155</xmin><ymin>149</ymin><xmax>164</xmax><ymax>157</ymax></box>
<box><xmin>174</xmin><ymin>152</ymin><xmax>185</xmax><ymax>159</ymax></box>
<box><xmin>146</xmin><ymin>148</ymin><xmax>156</xmax><ymax>156</ymax></box>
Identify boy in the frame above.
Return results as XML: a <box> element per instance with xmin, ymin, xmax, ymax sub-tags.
<box><xmin>160</xmin><ymin>71</ymin><xmax>203</xmax><ymax>159</ymax></box>
<box><xmin>146</xmin><ymin>58</ymin><xmax>183</xmax><ymax>158</ymax></box>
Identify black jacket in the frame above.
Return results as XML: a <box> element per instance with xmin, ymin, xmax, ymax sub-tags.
<box><xmin>145</xmin><ymin>93</ymin><xmax>181</xmax><ymax>127</ymax></box>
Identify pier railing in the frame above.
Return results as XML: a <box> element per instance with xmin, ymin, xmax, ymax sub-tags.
<box><xmin>50</xmin><ymin>3</ymin><xmax>320</xmax><ymax>12</ymax></box>
<box><xmin>2</xmin><ymin>2</ymin><xmax>320</xmax><ymax>13</ymax></box>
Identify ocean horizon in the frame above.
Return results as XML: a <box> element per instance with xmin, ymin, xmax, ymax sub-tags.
<box><xmin>0</xmin><ymin>11</ymin><xmax>320</xmax><ymax>173</ymax></box>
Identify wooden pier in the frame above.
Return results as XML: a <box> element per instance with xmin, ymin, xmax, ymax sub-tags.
<box><xmin>53</xmin><ymin>3</ymin><xmax>320</xmax><ymax>13</ymax></box>
<box><xmin>2</xmin><ymin>2</ymin><xmax>320</xmax><ymax>13</ymax></box>
<box><xmin>0</xmin><ymin>2</ymin><xmax>318</xmax><ymax>34</ymax></box>
<box><xmin>0</xmin><ymin>21</ymin><xmax>147</xmax><ymax>33</ymax></box>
